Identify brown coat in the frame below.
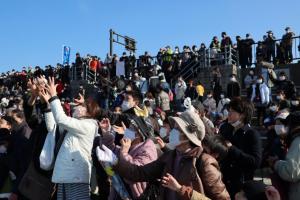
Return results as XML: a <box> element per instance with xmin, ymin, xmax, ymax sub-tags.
<box><xmin>198</xmin><ymin>153</ymin><xmax>230</xmax><ymax>200</ymax></box>
<box><xmin>114</xmin><ymin>149</ymin><xmax>205</xmax><ymax>200</ymax></box>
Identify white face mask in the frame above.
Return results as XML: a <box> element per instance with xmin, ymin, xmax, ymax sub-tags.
<box><xmin>124</xmin><ymin>129</ymin><xmax>136</xmax><ymax>140</ymax></box>
<box><xmin>276</xmin><ymin>96</ymin><xmax>282</xmax><ymax>101</ymax></box>
<box><xmin>257</xmin><ymin>79</ymin><xmax>263</xmax><ymax>84</ymax></box>
<box><xmin>275</xmin><ymin>125</ymin><xmax>288</xmax><ymax>136</ymax></box>
<box><xmin>270</xmin><ymin>106</ymin><xmax>278</xmax><ymax>112</ymax></box>
<box><xmin>0</xmin><ymin>145</ymin><xmax>7</xmax><ymax>153</ymax></box>
<box><xmin>230</xmin><ymin>77</ymin><xmax>236</xmax><ymax>82</ymax></box>
<box><xmin>168</xmin><ymin>128</ymin><xmax>181</xmax><ymax>150</ymax></box>
<box><xmin>291</xmin><ymin>101</ymin><xmax>299</xmax><ymax>106</ymax></box>
<box><xmin>220</xmin><ymin>94</ymin><xmax>225</xmax><ymax>99</ymax></box>
<box><xmin>121</xmin><ymin>101</ymin><xmax>133</xmax><ymax>112</ymax></box>
<box><xmin>279</xmin><ymin>76</ymin><xmax>286</xmax><ymax>81</ymax></box>
<box><xmin>230</xmin><ymin>120</ymin><xmax>242</xmax><ymax>128</ymax></box>
<box><xmin>159</xmin><ymin>127</ymin><xmax>167</xmax><ymax>138</ymax></box>
<box><xmin>157</xmin><ymin>119</ymin><xmax>163</xmax><ymax>127</ymax></box>
<box><xmin>207</xmin><ymin>95</ymin><xmax>213</xmax><ymax>98</ymax></box>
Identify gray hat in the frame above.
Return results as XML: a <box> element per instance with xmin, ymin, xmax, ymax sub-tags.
<box><xmin>169</xmin><ymin>110</ymin><xmax>205</xmax><ymax>146</ymax></box>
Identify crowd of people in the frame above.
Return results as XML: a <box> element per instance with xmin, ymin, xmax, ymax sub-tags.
<box><xmin>1</xmin><ymin>27</ymin><xmax>300</xmax><ymax>200</ymax></box>
<box><xmin>75</xmin><ymin>27</ymin><xmax>299</xmax><ymax>81</ymax></box>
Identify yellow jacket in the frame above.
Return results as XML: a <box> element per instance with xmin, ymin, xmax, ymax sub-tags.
<box><xmin>196</xmin><ymin>85</ymin><xmax>205</xmax><ymax>96</ymax></box>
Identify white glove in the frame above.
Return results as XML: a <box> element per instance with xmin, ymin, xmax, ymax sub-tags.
<box><xmin>96</xmin><ymin>145</ymin><xmax>118</xmax><ymax>165</ymax></box>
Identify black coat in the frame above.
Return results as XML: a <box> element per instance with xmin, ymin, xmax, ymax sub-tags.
<box><xmin>185</xmin><ymin>86</ymin><xmax>198</xmax><ymax>100</ymax></box>
<box><xmin>227</xmin><ymin>81</ymin><xmax>240</xmax><ymax>99</ymax></box>
<box><xmin>9</xmin><ymin>122</ymin><xmax>32</xmax><ymax>194</ymax></box>
<box><xmin>220</xmin><ymin>123</ymin><xmax>262</xmax><ymax>198</ymax></box>
<box><xmin>0</xmin><ymin>153</ymin><xmax>10</xmax><ymax>190</ymax></box>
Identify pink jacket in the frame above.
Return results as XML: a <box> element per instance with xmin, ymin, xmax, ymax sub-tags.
<box><xmin>121</xmin><ymin>139</ymin><xmax>158</xmax><ymax>198</ymax></box>
<box><xmin>102</xmin><ymin>134</ymin><xmax>158</xmax><ymax>199</ymax></box>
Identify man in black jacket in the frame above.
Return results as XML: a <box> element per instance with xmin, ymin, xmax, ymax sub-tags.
<box><xmin>219</xmin><ymin>98</ymin><xmax>262</xmax><ymax>198</ymax></box>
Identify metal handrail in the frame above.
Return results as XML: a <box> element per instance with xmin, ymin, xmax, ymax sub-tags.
<box><xmin>250</xmin><ymin>35</ymin><xmax>300</xmax><ymax>65</ymax></box>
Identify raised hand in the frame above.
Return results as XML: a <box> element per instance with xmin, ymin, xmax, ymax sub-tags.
<box><xmin>161</xmin><ymin>173</ymin><xmax>182</xmax><ymax>192</ymax></box>
<box><xmin>112</xmin><ymin>122</ymin><xmax>127</xmax><ymax>135</ymax></box>
<box><xmin>27</xmin><ymin>79</ymin><xmax>38</xmax><ymax>96</ymax></box>
<box><xmin>265</xmin><ymin>186</ymin><xmax>281</xmax><ymax>200</ymax></box>
<box><xmin>45</xmin><ymin>77</ymin><xmax>58</xmax><ymax>97</ymax></box>
<box><xmin>155</xmin><ymin>137</ymin><xmax>165</xmax><ymax>149</ymax></box>
<box><xmin>74</xmin><ymin>93</ymin><xmax>85</xmax><ymax>105</ymax></box>
<box><xmin>120</xmin><ymin>138</ymin><xmax>132</xmax><ymax>153</ymax></box>
<box><xmin>39</xmin><ymin>89</ymin><xmax>51</xmax><ymax>104</ymax></box>
<box><xmin>99</xmin><ymin>118</ymin><xmax>111</xmax><ymax>134</ymax></box>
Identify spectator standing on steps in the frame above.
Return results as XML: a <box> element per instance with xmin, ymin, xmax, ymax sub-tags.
<box><xmin>265</xmin><ymin>30</ymin><xmax>276</xmax><ymax>63</ymax></box>
<box><xmin>282</xmin><ymin>27</ymin><xmax>295</xmax><ymax>64</ymax></box>
<box><xmin>175</xmin><ymin>76</ymin><xmax>187</xmax><ymax>112</ymax></box>
<box><xmin>227</xmin><ymin>74</ymin><xmax>240</xmax><ymax>99</ymax></box>
<box><xmin>251</xmin><ymin>75</ymin><xmax>270</xmax><ymax>126</ymax></box>
<box><xmin>244</xmin><ymin>69</ymin><xmax>257</xmax><ymax>100</ymax></box>
<box><xmin>244</xmin><ymin>33</ymin><xmax>255</xmax><ymax>68</ymax></box>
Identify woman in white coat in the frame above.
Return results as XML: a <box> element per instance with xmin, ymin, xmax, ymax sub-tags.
<box><xmin>251</xmin><ymin>75</ymin><xmax>270</xmax><ymax>126</ymax></box>
<box><xmin>40</xmin><ymin>77</ymin><xmax>100</xmax><ymax>200</ymax></box>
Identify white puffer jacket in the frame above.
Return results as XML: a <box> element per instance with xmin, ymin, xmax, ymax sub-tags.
<box><xmin>46</xmin><ymin>99</ymin><xmax>98</xmax><ymax>183</ymax></box>
<box><xmin>251</xmin><ymin>83</ymin><xmax>270</xmax><ymax>105</ymax></box>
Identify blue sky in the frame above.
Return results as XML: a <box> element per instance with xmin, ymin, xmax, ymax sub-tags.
<box><xmin>1</xmin><ymin>0</ymin><xmax>299</xmax><ymax>72</ymax></box>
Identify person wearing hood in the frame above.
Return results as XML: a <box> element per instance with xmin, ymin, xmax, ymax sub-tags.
<box><xmin>219</xmin><ymin>97</ymin><xmax>262</xmax><ymax>198</ymax></box>
<box><xmin>269</xmin><ymin>111</ymin><xmax>300</xmax><ymax>200</ymax></box>
<box><xmin>251</xmin><ymin>75</ymin><xmax>270</xmax><ymax>126</ymax></box>
<box><xmin>97</xmin><ymin>110</ymin><xmax>230</xmax><ymax>200</ymax></box>
<box><xmin>227</xmin><ymin>74</ymin><xmax>241</xmax><ymax>99</ymax></box>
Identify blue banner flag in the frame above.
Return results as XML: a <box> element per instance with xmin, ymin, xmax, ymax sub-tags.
<box><xmin>62</xmin><ymin>46</ymin><xmax>71</xmax><ymax>65</ymax></box>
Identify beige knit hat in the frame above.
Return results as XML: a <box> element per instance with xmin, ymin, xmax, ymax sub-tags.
<box><xmin>169</xmin><ymin>110</ymin><xmax>205</xmax><ymax>147</ymax></box>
